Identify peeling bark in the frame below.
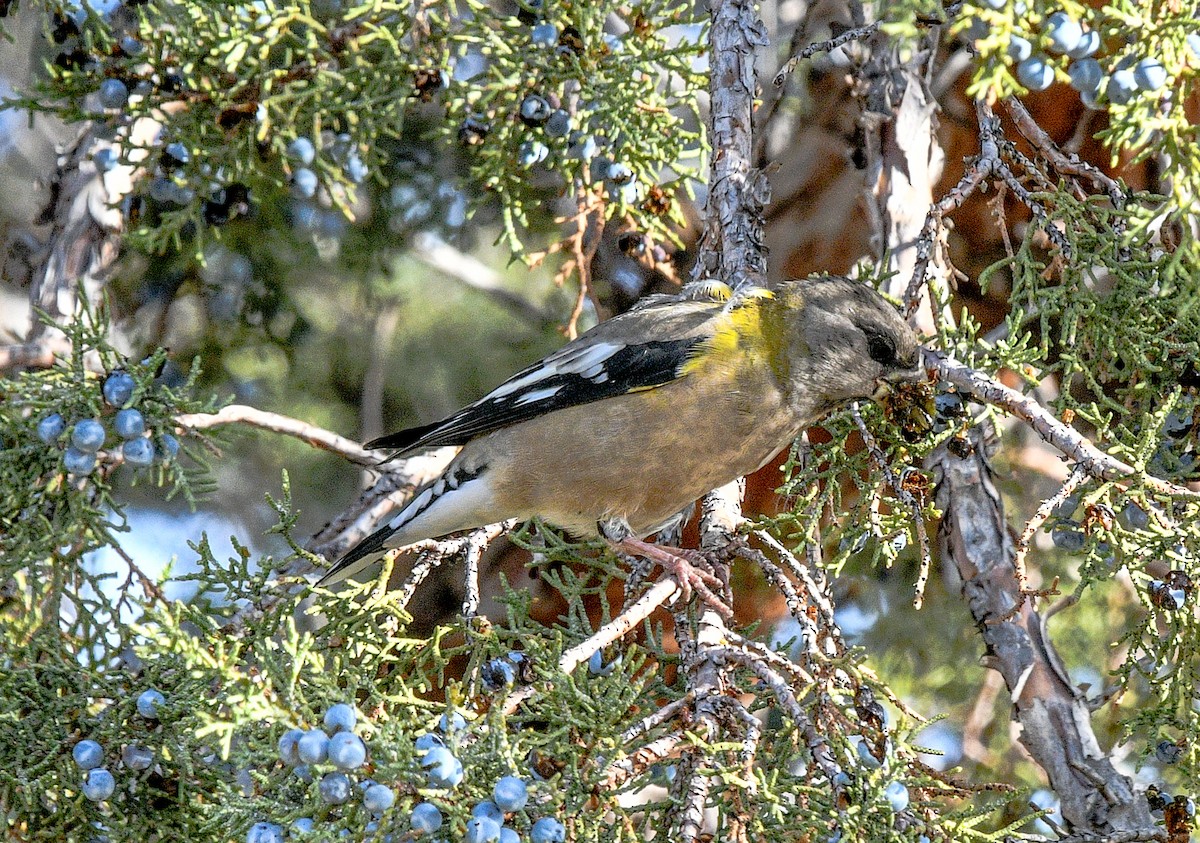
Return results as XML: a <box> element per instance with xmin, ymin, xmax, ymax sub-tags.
<box><xmin>861</xmin><ymin>52</ymin><xmax>947</xmax><ymax>334</ymax></box>
<box><xmin>694</xmin><ymin>0</ymin><xmax>770</xmax><ymax>290</ymax></box>
<box><xmin>930</xmin><ymin>424</ymin><xmax>1156</xmax><ymax>836</ymax></box>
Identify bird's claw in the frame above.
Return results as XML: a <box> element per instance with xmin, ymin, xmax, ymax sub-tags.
<box><xmin>613</xmin><ymin>538</ymin><xmax>733</xmax><ymax>619</ymax></box>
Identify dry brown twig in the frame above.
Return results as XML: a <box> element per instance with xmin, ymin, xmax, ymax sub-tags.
<box><xmin>904</xmin><ymin>98</ymin><xmax>1091</xmax><ymax>318</ymax></box>
<box><xmin>1013</xmin><ymin>464</ymin><xmax>1090</xmax><ymax>592</ymax></box>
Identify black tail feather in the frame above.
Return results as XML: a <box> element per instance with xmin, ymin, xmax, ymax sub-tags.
<box><xmin>364</xmin><ymin>419</ymin><xmax>446</xmax><ymax>453</ymax></box>
<box><xmin>316</xmin><ymin>521</ymin><xmax>396</xmax><ymax>587</ymax></box>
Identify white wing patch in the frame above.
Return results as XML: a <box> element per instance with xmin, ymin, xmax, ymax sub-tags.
<box><xmin>383</xmin><ymin>472</ymin><xmax>499</xmax><ymax>549</ymax></box>
<box><xmin>489</xmin><ymin>341</ymin><xmax>623</xmax><ymax>399</ymax></box>
<box><xmin>514</xmin><ymin>385</ymin><xmax>564</xmax><ymax>406</ymax></box>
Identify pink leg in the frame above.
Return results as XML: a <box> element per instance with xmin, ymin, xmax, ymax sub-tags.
<box><xmin>613</xmin><ymin>537</ymin><xmax>733</xmax><ymax>618</ymax></box>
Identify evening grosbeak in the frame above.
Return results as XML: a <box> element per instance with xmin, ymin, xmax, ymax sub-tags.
<box><xmin>318</xmin><ymin>275</ymin><xmax>924</xmax><ymax>604</ymax></box>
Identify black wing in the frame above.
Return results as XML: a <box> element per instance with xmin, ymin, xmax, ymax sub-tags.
<box><xmin>366</xmin><ymin>337</ymin><xmax>701</xmax><ymax>454</ymax></box>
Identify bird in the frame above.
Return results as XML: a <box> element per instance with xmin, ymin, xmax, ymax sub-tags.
<box><xmin>318</xmin><ymin>275</ymin><xmax>925</xmax><ymax>610</ymax></box>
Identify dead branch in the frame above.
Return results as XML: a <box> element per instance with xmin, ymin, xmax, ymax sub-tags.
<box><xmin>930</xmin><ymin>423</ymin><xmax>1156</xmax><ymax>837</ymax></box>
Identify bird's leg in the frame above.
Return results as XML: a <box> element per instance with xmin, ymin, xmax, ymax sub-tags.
<box><xmin>612</xmin><ymin>537</ymin><xmax>734</xmax><ymax>619</ymax></box>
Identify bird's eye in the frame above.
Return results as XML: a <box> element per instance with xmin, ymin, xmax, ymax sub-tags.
<box><xmin>865</xmin><ymin>331</ymin><xmax>896</xmax><ymax>365</ymax></box>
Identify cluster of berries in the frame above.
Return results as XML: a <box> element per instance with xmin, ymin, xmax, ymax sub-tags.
<box><xmin>285</xmin><ymin>134</ymin><xmax>367</xmax><ymax>202</ymax></box>
<box><xmin>976</xmin><ymin>4</ymin><xmax>1198</xmax><ymax>109</ymax></box>
<box><xmin>254</xmin><ymin>702</ymin><xmax>390</xmax><ymax>840</ymax></box>
<box><xmin>513</xmin><ymin>86</ymin><xmax>640</xmax><ymax>204</ymax></box>
<box><xmin>402</xmin><ymin>712</ymin><xmax>566</xmax><ymax>843</ymax></box>
<box><xmin>449</xmin><ymin>2</ymin><xmax>640</xmax><ymax>205</ymax></box>
<box><xmin>70</xmin><ymin>689</ymin><xmax>164</xmax><ymax>803</ymax></box>
<box><xmin>84</xmin><ymin>30</ymin><xmax>256</xmax><ymax>228</ymax></box>
<box><xmin>36</xmin><ymin>371</ymin><xmax>177</xmax><ymax>478</ymax></box>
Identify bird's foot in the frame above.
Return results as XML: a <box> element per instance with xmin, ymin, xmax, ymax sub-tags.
<box><xmin>613</xmin><ymin>537</ymin><xmax>733</xmax><ymax>619</ymax></box>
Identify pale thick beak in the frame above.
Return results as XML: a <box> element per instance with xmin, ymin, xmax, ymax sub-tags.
<box><xmin>873</xmin><ymin>358</ymin><xmax>928</xmax><ymax>399</ymax></box>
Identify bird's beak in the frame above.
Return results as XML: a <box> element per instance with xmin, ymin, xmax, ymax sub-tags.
<box><xmin>874</xmin><ymin>358</ymin><xmax>928</xmax><ymax>399</ymax></box>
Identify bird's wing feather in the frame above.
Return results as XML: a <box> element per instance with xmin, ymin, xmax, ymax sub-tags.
<box><xmin>367</xmin><ymin>300</ymin><xmax>723</xmax><ymax>454</ymax></box>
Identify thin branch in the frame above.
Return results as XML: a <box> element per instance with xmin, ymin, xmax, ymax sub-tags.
<box><xmin>0</xmin><ymin>335</ymin><xmax>73</xmax><ymax>372</ymax></box>
<box><xmin>1003</xmin><ymin>97</ymin><xmax>1127</xmax><ymax>211</ymax></box>
<box><xmin>618</xmin><ymin>695</ymin><xmax>692</xmax><ymax>746</ymax></box>
<box><xmin>563</xmin><ymin>188</ymin><xmax>601</xmax><ymax>340</ymax></box>
<box><xmin>557</xmin><ymin>578</ymin><xmax>681</xmax><ymax>676</ymax></box>
<box><xmin>1013</xmin><ymin>465</ymin><xmax>1090</xmax><ymax>594</ymax></box>
<box><xmin>461</xmin><ymin>527</ymin><xmax>489</xmax><ymax>619</ymax></box>
<box><xmin>928</xmin><ymin>350</ymin><xmax>1200</xmax><ymax>500</ymax></box>
<box><xmin>599</xmin><ymin>730</ymin><xmax>686</xmax><ymax>791</ymax></box>
<box><xmin>904</xmin><ymin>98</ymin><xmax>1093</xmax><ymax>319</ymax></box>
<box><xmin>772</xmin><ymin>22</ymin><xmax>880</xmax><ymax>86</ymax></box>
<box><xmin>175</xmin><ymin>404</ymin><xmax>379</xmax><ymax>466</ymax></box>
<box><xmin>410</xmin><ymin>231</ymin><xmax>555</xmax><ymax>326</ymax></box>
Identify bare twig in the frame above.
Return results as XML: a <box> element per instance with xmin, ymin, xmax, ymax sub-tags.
<box><xmin>306</xmin><ymin>449</ymin><xmax>455</xmax><ymax>561</ymax></box>
<box><xmin>772</xmin><ymin>22</ymin><xmax>880</xmax><ymax>85</ymax></box>
<box><xmin>563</xmin><ymin>189</ymin><xmax>600</xmax><ymax>339</ymax></box>
<box><xmin>903</xmin><ymin>164</ymin><xmax>990</xmax><ymax>318</ymax></box>
<box><xmin>557</xmin><ymin>578</ymin><xmax>681</xmax><ymax>676</ymax></box>
<box><xmin>1013</xmin><ymin>465</ymin><xmax>1090</xmax><ymax>593</ymax></box>
<box><xmin>903</xmin><ymin>98</ymin><xmax>1092</xmax><ymax>319</ymax></box>
<box><xmin>600</xmin><ymin>730</ymin><xmax>686</xmax><ymax>791</ymax></box>
<box><xmin>410</xmin><ymin>231</ymin><xmax>555</xmax><ymax>326</ymax></box>
<box><xmin>928</xmin><ymin>350</ymin><xmax>1200</xmax><ymax>500</ymax></box>
<box><xmin>461</xmin><ymin>527</ymin><xmax>490</xmax><ymax>619</ymax></box>
<box><xmin>0</xmin><ymin>335</ymin><xmax>73</xmax><ymax>372</ymax></box>
<box><xmin>1003</xmin><ymin>98</ymin><xmax>1127</xmax><ymax>211</ymax></box>
<box><xmin>175</xmin><ymin>404</ymin><xmax>379</xmax><ymax>466</ymax></box>
<box><xmin>751</xmin><ymin>528</ymin><xmax>841</xmax><ymax>647</ymax></box>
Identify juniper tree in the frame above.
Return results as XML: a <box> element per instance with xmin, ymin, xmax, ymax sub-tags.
<box><xmin>1</xmin><ymin>0</ymin><xmax>1198</xmax><ymax>841</ymax></box>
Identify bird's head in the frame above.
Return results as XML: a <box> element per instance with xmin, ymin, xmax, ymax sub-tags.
<box><xmin>779</xmin><ymin>276</ymin><xmax>925</xmax><ymax>412</ymax></box>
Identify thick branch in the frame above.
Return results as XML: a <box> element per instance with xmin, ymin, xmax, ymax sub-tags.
<box><xmin>692</xmin><ymin>0</ymin><xmax>769</xmax><ymax>289</ymax></box>
<box><xmin>930</xmin><ymin>424</ymin><xmax>1156</xmax><ymax>837</ymax></box>
<box><xmin>675</xmin><ymin>479</ymin><xmax>743</xmax><ymax>842</ymax></box>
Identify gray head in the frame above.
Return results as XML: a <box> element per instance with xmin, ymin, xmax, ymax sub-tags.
<box><xmin>779</xmin><ymin>276</ymin><xmax>924</xmax><ymax>411</ymax></box>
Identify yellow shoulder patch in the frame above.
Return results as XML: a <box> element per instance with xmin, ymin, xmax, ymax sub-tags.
<box><xmin>680</xmin><ymin>288</ymin><xmax>777</xmax><ymax>377</ymax></box>
<box><xmin>683</xmin><ymin>279</ymin><xmax>734</xmax><ymax>303</ymax></box>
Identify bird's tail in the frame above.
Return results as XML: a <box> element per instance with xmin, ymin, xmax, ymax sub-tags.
<box><xmin>315</xmin><ymin>460</ymin><xmax>486</xmax><ymax>587</ymax></box>
<box><xmin>314</xmin><ymin>519</ymin><xmax>405</xmax><ymax>588</ymax></box>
